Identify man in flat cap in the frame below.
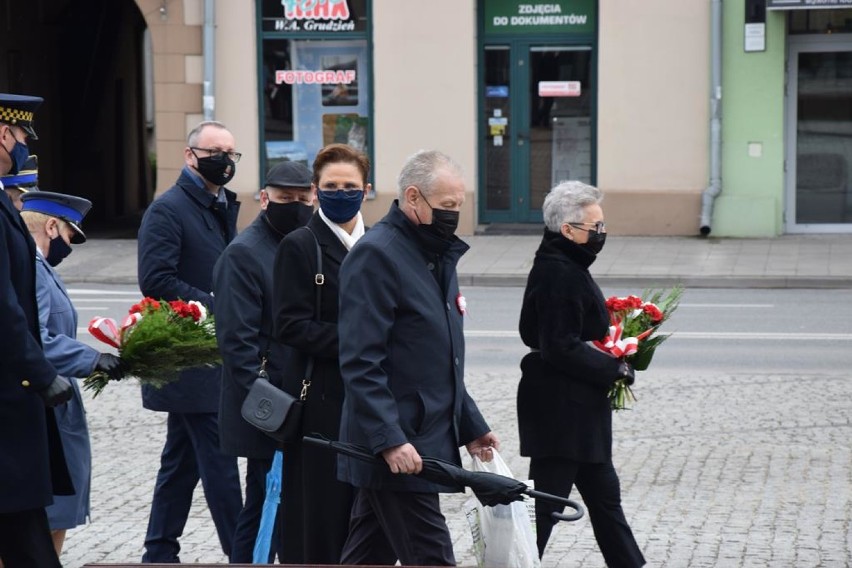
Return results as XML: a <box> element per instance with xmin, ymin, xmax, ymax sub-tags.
<box><xmin>213</xmin><ymin>160</ymin><xmax>315</xmax><ymax>562</ymax></box>
<box><xmin>0</xmin><ymin>93</ymin><xmax>74</xmax><ymax>567</ymax></box>
<box><xmin>1</xmin><ymin>154</ymin><xmax>39</xmax><ymax>211</ymax></box>
<box><xmin>137</xmin><ymin>120</ymin><xmax>242</xmax><ymax>562</ymax></box>
<box><xmin>20</xmin><ymin>191</ymin><xmax>126</xmax><ymax>557</ymax></box>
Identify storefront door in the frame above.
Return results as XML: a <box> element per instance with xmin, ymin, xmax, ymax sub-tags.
<box><xmin>786</xmin><ymin>35</ymin><xmax>852</xmax><ymax>232</ymax></box>
<box><xmin>480</xmin><ymin>42</ymin><xmax>594</xmax><ymax>223</ymax></box>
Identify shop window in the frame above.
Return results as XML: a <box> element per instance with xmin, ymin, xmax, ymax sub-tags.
<box><xmin>789</xmin><ymin>9</ymin><xmax>852</xmax><ymax>34</ymax></box>
<box><xmin>259</xmin><ymin>0</ymin><xmax>370</xmax><ymax>180</ymax></box>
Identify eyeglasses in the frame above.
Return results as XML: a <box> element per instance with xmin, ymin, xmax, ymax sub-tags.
<box><xmin>190</xmin><ymin>147</ymin><xmax>242</xmax><ymax>163</ymax></box>
<box><xmin>569</xmin><ymin>221</ymin><xmax>606</xmax><ymax>233</ymax></box>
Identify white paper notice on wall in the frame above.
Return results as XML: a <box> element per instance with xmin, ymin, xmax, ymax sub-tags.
<box><xmin>538</xmin><ymin>81</ymin><xmax>581</xmax><ymax>97</ymax></box>
<box><xmin>744</xmin><ymin>23</ymin><xmax>766</xmax><ymax>52</ymax></box>
<box><xmin>494</xmin><ymin>135</ymin><xmax>503</xmax><ymax>147</ymax></box>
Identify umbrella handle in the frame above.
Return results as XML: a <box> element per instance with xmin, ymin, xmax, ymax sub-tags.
<box><xmin>551</xmin><ymin>502</ymin><xmax>584</xmax><ymax>523</ymax></box>
<box><xmin>526</xmin><ymin>489</ymin><xmax>585</xmax><ymax>523</ymax></box>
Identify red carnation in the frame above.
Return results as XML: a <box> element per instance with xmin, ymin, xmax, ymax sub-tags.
<box><xmin>643</xmin><ymin>303</ymin><xmax>663</xmax><ymax>323</ymax></box>
<box><xmin>130</xmin><ymin>297</ymin><xmax>161</xmax><ymax>314</ymax></box>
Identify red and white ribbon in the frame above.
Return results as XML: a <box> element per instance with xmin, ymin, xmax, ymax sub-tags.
<box><xmin>120</xmin><ymin>312</ymin><xmax>143</xmax><ymax>339</ymax></box>
<box><xmin>88</xmin><ymin>317</ymin><xmax>121</xmax><ymax>349</ymax></box>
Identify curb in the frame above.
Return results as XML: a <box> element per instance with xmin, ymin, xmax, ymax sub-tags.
<box><xmin>458</xmin><ymin>274</ymin><xmax>852</xmax><ymax>289</ymax></box>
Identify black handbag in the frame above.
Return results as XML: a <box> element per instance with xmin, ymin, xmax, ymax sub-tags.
<box><xmin>241</xmin><ymin>227</ymin><xmax>323</xmax><ymax>443</ymax></box>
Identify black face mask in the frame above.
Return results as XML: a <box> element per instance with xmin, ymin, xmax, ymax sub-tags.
<box><xmin>47</xmin><ymin>234</ymin><xmax>73</xmax><ymax>267</ymax></box>
<box><xmin>193</xmin><ymin>151</ymin><xmax>236</xmax><ymax>186</ymax></box>
<box><xmin>579</xmin><ymin>231</ymin><xmax>607</xmax><ymax>255</ymax></box>
<box><xmin>264</xmin><ymin>201</ymin><xmax>313</xmax><ymax>237</ymax></box>
<box><xmin>415</xmin><ymin>192</ymin><xmax>460</xmax><ymax>241</ymax></box>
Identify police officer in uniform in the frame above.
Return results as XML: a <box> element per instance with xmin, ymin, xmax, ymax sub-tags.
<box><xmin>0</xmin><ymin>93</ymin><xmax>74</xmax><ymax>567</ymax></box>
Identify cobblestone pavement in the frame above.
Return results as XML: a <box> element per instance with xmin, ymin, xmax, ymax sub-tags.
<box><xmin>60</xmin><ymin>367</ymin><xmax>852</xmax><ymax>567</ymax></box>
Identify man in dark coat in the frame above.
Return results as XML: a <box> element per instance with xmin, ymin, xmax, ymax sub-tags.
<box><xmin>337</xmin><ymin>150</ymin><xmax>499</xmax><ymax>566</ymax></box>
<box><xmin>213</xmin><ymin>160</ymin><xmax>314</xmax><ymax>563</ymax></box>
<box><xmin>137</xmin><ymin>120</ymin><xmax>243</xmax><ymax>563</ymax></box>
<box><xmin>0</xmin><ymin>93</ymin><xmax>74</xmax><ymax>568</ymax></box>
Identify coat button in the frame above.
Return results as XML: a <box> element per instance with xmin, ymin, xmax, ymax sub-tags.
<box><xmin>427</xmin><ymin>262</ymin><xmax>435</xmax><ymax>271</ymax></box>
<box><xmin>454</xmin><ymin>357</ymin><xmax>459</xmax><ymax>366</ymax></box>
<box><xmin>446</xmin><ymin>302</ymin><xmax>451</xmax><ymax>311</ymax></box>
<box><xmin>21</xmin><ymin>380</ymin><xmax>30</xmax><ymax>387</ymax></box>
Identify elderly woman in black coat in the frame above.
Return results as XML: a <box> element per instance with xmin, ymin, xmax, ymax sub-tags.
<box><xmin>517</xmin><ymin>181</ymin><xmax>645</xmax><ymax>567</ymax></box>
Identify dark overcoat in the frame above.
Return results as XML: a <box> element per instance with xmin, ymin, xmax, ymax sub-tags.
<box><xmin>272</xmin><ymin>213</ymin><xmax>354</xmax><ymax>564</ymax></box>
<box><xmin>517</xmin><ymin>230</ymin><xmax>622</xmax><ymax>463</ymax></box>
<box><xmin>213</xmin><ymin>213</ymin><xmax>293</xmax><ymax>459</ymax></box>
<box><xmin>137</xmin><ymin>168</ymin><xmax>239</xmax><ymax>413</ymax></box>
<box><xmin>0</xmin><ymin>189</ymin><xmax>72</xmax><ymax>513</ymax></box>
<box><xmin>337</xmin><ymin>202</ymin><xmax>490</xmax><ymax>493</ymax></box>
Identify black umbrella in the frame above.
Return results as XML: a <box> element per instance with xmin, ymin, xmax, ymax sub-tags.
<box><xmin>303</xmin><ymin>436</ymin><xmax>584</xmax><ymax>523</ymax></box>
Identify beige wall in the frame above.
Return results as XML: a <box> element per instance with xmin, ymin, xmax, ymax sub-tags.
<box><xmin>364</xmin><ymin>0</ymin><xmax>478</xmax><ymax>233</ymax></box>
<box><xmin>597</xmin><ymin>1</ymin><xmax>709</xmax><ymax>234</ymax></box>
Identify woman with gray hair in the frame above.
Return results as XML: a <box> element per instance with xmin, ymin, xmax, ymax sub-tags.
<box><xmin>517</xmin><ymin>181</ymin><xmax>645</xmax><ymax>566</ymax></box>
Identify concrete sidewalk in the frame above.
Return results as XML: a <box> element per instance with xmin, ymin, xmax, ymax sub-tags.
<box><xmin>58</xmin><ymin>233</ymin><xmax>852</xmax><ymax>288</ymax></box>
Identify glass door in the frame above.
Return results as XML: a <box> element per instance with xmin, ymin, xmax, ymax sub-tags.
<box><xmin>786</xmin><ymin>37</ymin><xmax>852</xmax><ymax>232</ymax></box>
<box><xmin>480</xmin><ymin>43</ymin><xmax>594</xmax><ymax>223</ymax></box>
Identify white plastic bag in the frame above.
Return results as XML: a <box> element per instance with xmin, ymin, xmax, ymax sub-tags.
<box><xmin>463</xmin><ymin>449</ymin><xmax>541</xmax><ymax>568</ymax></box>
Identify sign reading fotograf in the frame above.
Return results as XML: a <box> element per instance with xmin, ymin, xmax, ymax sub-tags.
<box><xmin>767</xmin><ymin>0</ymin><xmax>852</xmax><ymax>9</ymax></box>
<box><xmin>484</xmin><ymin>0</ymin><xmax>595</xmax><ymax>35</ymax></box>
<box><xmin>261</xmin><ymin>0</ymin><xmax>367</xmax><ymax>33</ymax></box>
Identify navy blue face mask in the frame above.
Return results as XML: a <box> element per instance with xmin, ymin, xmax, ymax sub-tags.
<box><xmin>318</xmin><ymin>189</ymin><xmax>364</xmax><ymax>223</ymax></box>
<box><xmin>2</xmin><ymin>133</ymin><xmax>29</xmax><ymax>175</ymax></box>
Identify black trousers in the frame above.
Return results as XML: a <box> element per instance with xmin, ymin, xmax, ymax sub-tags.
<box><xmin>142</xmin><ymin>412</ymin><xmax>242</xmax><ymax>563</ymax></box>
<box><xmin>0</xmin><ymin>508</ymin><xmax>62</xmax><ymax>568</ymax></box>
<box><xmin>340</xmin><ymin>488</ymin><xmax>455</xmax><ymax>566</ymax></box>
<box><xmin>530</xmin><ymin>457</ymin><xmax>645</xmax><ymax>568</ymax></box>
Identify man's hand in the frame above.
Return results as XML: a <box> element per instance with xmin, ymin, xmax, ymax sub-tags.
<box><xmin>38</xmin><ymin>376</ymin><xmax>73</xmax><ymax>407</ymax></box>
<box><xmin>95</xmin><ymin>353</ymin><xmax>127</xmax><ymax>381</ymax></box>
<box><xmin>466</xmin><ymin>431</ymin><xmax>500</xmax><ymax>463</ymax></box>
<box><xmin>382</xmin><ymin>443</ymin><xmax>423</xmax><ymax>474</ymax></box>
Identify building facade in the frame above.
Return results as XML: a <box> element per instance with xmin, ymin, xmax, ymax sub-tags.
<box><xmin>2</xmin><ymin>0</ymin><xmax>850</xmax><ymax>236</ymax></box>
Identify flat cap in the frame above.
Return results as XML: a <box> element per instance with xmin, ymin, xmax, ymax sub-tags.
<box><xmin>21</xmin><ymin>191</ymin><xmax>92</xmax><ymax>244</ymax></box>
<box><xmin>265</xmin><ymin>160</ymin><xmax>312</xmax><ymax>189</ymax></box>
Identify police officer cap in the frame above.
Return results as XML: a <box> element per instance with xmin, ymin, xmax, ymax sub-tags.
<box><xmin>265</xmin><ymin>160</ymin><xmax>312</xmax><ymax>189</ymax></box>
<box><xmin>0</xmin><ymin>94</ymin><xmax>44</xmax><ymax>140</ymax></box>
<box><xmin>0</xmin><ymin>154</ymin><xmax>39</xmax><ymax>191</ymax></box>
<box><xmin>21</xmin><ymin>191</ymin><xmax>92</xmax><ymax>244</ymax></box>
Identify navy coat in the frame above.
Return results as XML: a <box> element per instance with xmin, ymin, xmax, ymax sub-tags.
<box><xmin>36</xmin><ymin>251</ymin><xmax>99</xmax><ymax>528</ymax></box>
<box><xmin>517</xmin><ymin>230</ymin><xmax>622</xmax><ymax>463</ymax></box>
<box><xmin>0</xmin><ymin>189</ymin><xmax>72</xmax><ymax>513</ymax></box>
<box><xmin>213</xmin><ymin>212</ymin><xmax>293</xmax><ymax>459</ymax></box>
<box><xmin>137</xmin><ymin>168</ymin><xmax>240</xmax><ymax>413</ymax></box>
<box><xmin>337</xmin><ymin>202</ymin><xmax>490</xmax><ymax>493</ymax></box>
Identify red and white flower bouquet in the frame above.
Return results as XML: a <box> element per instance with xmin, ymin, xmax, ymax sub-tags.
<box><xmin>591</xmin><ymin>287</ymin><xmax>682</xmax><ymax>410</ymax></box>
<box><xmin>84</xmin><ymin>297</ymin><xmax>220</xmax><ymax>397</ymax></box>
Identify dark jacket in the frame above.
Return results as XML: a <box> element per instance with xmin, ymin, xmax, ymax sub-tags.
<box><xmin>0</xmin><ymin>189</ymin><xmax>72</xmax><ymax>513</ymax></box>
<box><xmin>137</xmin><ymin>168</ymin><xmax>240</xmax><ymax>413</ymax></box>
<box><xmin>337</xmin><ymin>202</ymin><xmax>490</xmax><ymax>493</ymax></box>
<box><xmin>517</xmin><ymin>230</ymin><xmax>622</xmax><ymax>462</ymax></box>
<box><xmin>272</xmin><ymin>212</ymin><xmax>354</xmax><ymax>564</ymax></box>
<box><xmin>213</xmin><ymin>213</ymin><xmax>292</xmax><ymax>459</ymax></box>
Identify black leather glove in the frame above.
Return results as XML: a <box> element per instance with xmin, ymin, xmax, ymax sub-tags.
<box><xmin>38</xmin><ymin>376</ymin><xmax>73</xmax><ymax>407</ymax></box>
<box><xmin>617</xmin><ymin>361</ymin><xmax>635</xmax><ymax>386</ymax></box>
<box><xmin>95</xmin><ymin>353</ymin><xmax>127</xmax><ymax>381</ymax></box>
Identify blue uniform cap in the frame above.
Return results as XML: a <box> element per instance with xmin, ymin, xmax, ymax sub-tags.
<box><xmin>21</xmin><ymin>191</ymin><xmax>92</xmax><ymax>244</ymax></box>
<box><xmin>0</xmin><ymin>93</ymin><xmax>44</xmax><ymax>140</ymax></box>
<box><xmin>0</xmin><ymin>155</ymin><xmax>39</xmax><ymax>191</ymax></box>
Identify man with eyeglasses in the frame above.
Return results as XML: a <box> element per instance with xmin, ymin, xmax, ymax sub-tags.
<box><xmin>137</xmin><ymin>120</ymin><xmax>243</xmax><ymax>563</ymax></box>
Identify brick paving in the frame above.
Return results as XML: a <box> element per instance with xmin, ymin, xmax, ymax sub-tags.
<box><xmin>61</xmin><ymin>369</ymin><xmax>852</xmax><ymax>567</ymax></box>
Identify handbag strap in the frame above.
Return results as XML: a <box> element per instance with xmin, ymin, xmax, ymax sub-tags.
<box><xmin>300</xmin><ymin>226</ymin><xmax>323</xmax><ymax>401</ymax></box>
